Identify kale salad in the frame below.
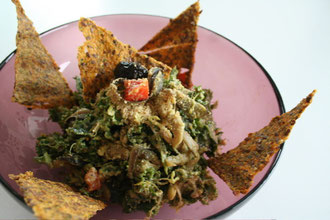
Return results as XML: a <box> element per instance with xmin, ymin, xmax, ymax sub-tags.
<box><xmin>35</xmin><ymin>62</ymin><xmax>223</xmax><ymax>217</ymax></box>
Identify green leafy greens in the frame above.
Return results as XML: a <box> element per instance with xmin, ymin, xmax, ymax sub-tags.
<box><xmin>35</xmin><ymin>75</ymin><xmax>223</xmax><ymax>217</ymax></box>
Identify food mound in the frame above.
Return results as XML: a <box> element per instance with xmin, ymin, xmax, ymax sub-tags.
<box><xmin>35</xmin><ymin>64</ymin><xmax>223</xmax><ymax>216</ymax></box>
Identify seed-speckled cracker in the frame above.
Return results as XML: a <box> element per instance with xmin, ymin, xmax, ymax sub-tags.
<box><xmin>139</xmin><ymin>1</ymin><xmax>200</xmax><ymax>88</ymax></box>
<box><xmin>139</xmin><ymin>1</ymin><xmax>200</xmax><ymax>51</ymax></box>
<box><xmin>11</xmin><ymin>0</ymin><xmax>73</xmax><ymax>109</ymax></box>
<box><xmin>78</xmin><ymin>17</ymin><xmax>171</xmax><ymax>101</ymax></box>
<box><xmin>143</xmin><ymin>43</ymin><xmax>195</xmax><ymax>87</ymax></box>
<box><xmin>208</xmin><ymin>90</ymin><xmax>316</xmax><ymax>195</ymax></box>
<box><xmin>9</xmin><ymin>171</ymin><xmax>106</xmax><ymax>220</ymax></box>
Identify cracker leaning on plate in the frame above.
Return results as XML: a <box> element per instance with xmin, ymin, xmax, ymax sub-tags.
<box><xmin>78</xmin><ymin>18</ymin><xmax>172</xmax><ymax>101</ymax></box>
<box><xmin>143</xmin><ymin>42</ymin><xmax>195</xmax><ymax>80</ymax></box>
<box><xmin>139</xmin><ymin>1</ymin><xmax>200</xmax><ymax>51</ymax></box>
<box><xmin>209</xmin><ymin>90</ymin><xmax>316</xmax><ymax>195</ymax></box>
<box><xmin>139</xmin><ymin>1</ymin><xmax>200</xmax><ymax>88</ymax></box>
<box><xmin>9</xmin><ymin>172</ymin><xmax>106</xmax><ymax>220</ymax></box>
<box><xmin>11</xmin><ymin>0</ymin><xmax>73</xmax><ymax>109</ymax></box>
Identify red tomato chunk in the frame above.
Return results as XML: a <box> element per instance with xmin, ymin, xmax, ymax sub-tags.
<box><xmin>84</xmin><ymin>167</ymin><xmax>101</xmax><ymax>192</ymax></box>
<box><xmin>177</xmin><ymin>72</ymin><xmax>187</xmax><ymax>85</ymax></box>
<box><xmin>124</xmin><ymin>78</ymin><xmax>149</xmax><ymax>102</ymax></box>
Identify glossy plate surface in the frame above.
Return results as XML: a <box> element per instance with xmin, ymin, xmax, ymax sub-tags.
<box><xmin>0</xmin><ymin>14</ymin><xmax>284</xmax><ymax>219</ymax></box>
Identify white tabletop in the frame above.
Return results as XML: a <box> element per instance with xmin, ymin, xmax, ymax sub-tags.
<box><xmin>1</xmin><ymin>0</ymin><xmax>329</xmax><ymax>219</ymax></box>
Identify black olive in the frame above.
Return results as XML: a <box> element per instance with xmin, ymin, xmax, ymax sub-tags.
<box><xmin>114</xmin><ymin>61</ymin><xmax>148</xmax><ymax>79</ymax></box>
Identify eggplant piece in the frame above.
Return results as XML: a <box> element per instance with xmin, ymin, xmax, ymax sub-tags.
<box><xmin>65</xmin><ymin>108</ymin><xmax>91</xmax><ymax>125</ymax></box>
<box><xmin>55</xmin><ymin>154</ymin><xmax>84</xmax><ymax>167</ymax></box>
<box><xmin>127</xmin><ymin>145</ymin><xmax>161</xmax><ymax>179</ymax></box>
<box><xmin>175</xmin><ymin>90</ymin><xmax>209</xmax><ymax>119</ymax></box>
<box><xmin>148</xmin><ymin>67</ymin><xmax>164</xmax><ymax>97</ymax></box>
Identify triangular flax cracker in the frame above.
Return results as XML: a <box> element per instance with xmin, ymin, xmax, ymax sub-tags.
<box><xmin>139</xmin><ymin>1</ymin><xmax>200</xmax><ymax>88</ymax></box>
<box><xmin>208</xmin><ymin>90</ymin><xmax>316</xmax><ymax>195</ymax></box>
<box><xmin>11</xmin><ymin>0</ymin><xmax>73</xmax><ymax>109</ymax></box>
<box><xmin>78</xmin><ymin>17</ymin><xmax>171</xmax><ymax>101</ymax></box>
<box><xmin>9</xmin><ymin>171</ymin><xmax>106</xmax><ymax>220</ymax></box>
<box><xmin>139</xmin><ymin>1</ymin><xmax>200</xmax><ymax>52</ymax></box>
<box><xmin>143</xmin><ymin>43</ymin><xmax>195</xmax><ymax>87</ymax></box>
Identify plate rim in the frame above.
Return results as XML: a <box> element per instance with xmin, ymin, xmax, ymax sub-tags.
<box><xmin>0</xmin><ymin>13</ymin><xmax>286</xmax><ymax>219</ymax></box>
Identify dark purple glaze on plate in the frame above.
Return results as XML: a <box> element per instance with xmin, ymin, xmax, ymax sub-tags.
<box><xmin>0</xmin><ymin>14</ymin><xmax>284</xmax><ymax>219</ymax></box>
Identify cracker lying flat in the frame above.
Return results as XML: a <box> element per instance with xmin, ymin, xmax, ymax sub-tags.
<box><xmin>208</xmin><ymin>90</ymin><xmax>316</xmax><ymax>195</ymax></box>
<box><xmin>139</xmin><ymin>1</ymin><xmax>200</xmax><ymax>88</ymax></box>
<box><xmin>139</xmin><ymin>1</ymin><xmax>200</xmax><ymax>51</ymax></box>
<box><xmin>9</xmin><ymin>171</ymin><xmax>106</xmax><ymax>220</ymax></box>
<box><xmin>143</xmin><ymin>43</ymin><xmax>195</xmax><ymax>87</ymax></box>
<box><xmin>78</xmin><ymin>17</ymin><xmax>171</xmax><ymax>101</ymax></box>
<box><xmin>11</xmin><ymin>0</ymin><xmax>73</xmax><ymax>109</ymax></box>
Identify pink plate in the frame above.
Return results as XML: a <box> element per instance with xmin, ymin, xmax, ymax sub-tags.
<box><xmin>0</xmin><ymin>14</ymin><xmax>284</xmax><ymax>219</ymax></box>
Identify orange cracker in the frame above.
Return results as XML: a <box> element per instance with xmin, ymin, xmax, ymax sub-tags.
<box><xmin>143</xmin><ymin>43</ymin><xmax>195</xmax><ymax>87</ymax></box>
<box><xmin>11</xmin><ymin>0</ymin><xmax>73</xmax><ymax>109</ymax></box>
<box><xmin>139</xmin><ymin>1</ymin><xmax>200</xmax><ymax>88</ymax></box>
<box><xmin>139</xmin><ymin>1</ymin><xmax>200</xmax><ymax>51</ymax></box>
<box><xmin>9</xmin><ymin>171</ymin><xmax>106</xmax><ymax>220</ymax></box>
<box><xmin>208</xmin><ymin>90</ymin><xmax>316</xmax><ymax>195</ymax></box>
<box><xmin>78</xmin><ymin>17</ymin><xmax>171</xmax><ymax>101</ymax></box>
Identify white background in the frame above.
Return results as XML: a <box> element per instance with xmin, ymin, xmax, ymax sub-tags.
<box><xmin>0</xmin><ymin>0</ymin><xmax>329</xmax><ymax>219</ymax></box>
